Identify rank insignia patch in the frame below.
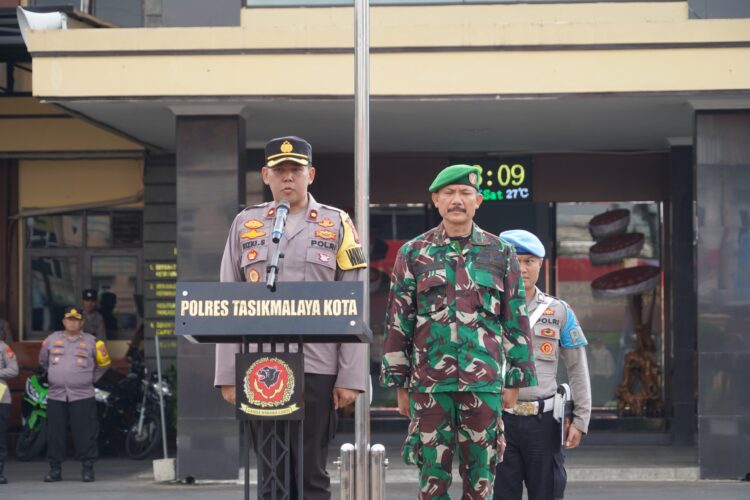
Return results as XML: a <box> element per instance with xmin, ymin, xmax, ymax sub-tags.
<box><xmin>241</xmin><ymin>228</ymin><xmax>266</xmax><ymax>240</ymax></box>
<box><xmin>244</xmin><ymin>219</ymin><xmax>264</xmax><ymax>230</ymax></box>
<box><xmin>540</xmin><ymin>328</ymin><xmax>557</xmax><ymax>338</ymax></box>
<box><xmin>265</xmin><ymin>208</ymin><xmax>276</xmax><ymax>218</ymax></box>
<box><xmin>247</xmin><ymin>249</ymin><xmax>258</xmax><ymax>261</ymax></box>
<box><xmin>318</xmin><ymin>217</ymin><xmax>335</xmax><ymax>228</ymax></box>
<box><xmin>248</xmin><ymin>269</ymin><xmax>260</xmax><ymax>283</ymax></box>
<box><xmin>540</xmin><ymin>342</ymin><xmax>554</xmax><ymax>355</ymax></box>
<box><xmin>315</xmin><ymin>230</ymin><xmax>337</xmax><ymax>240</ymax></box>
<box><xmin>318</xmin><ymin>253</ymin><xmax>332</xmax><ymax>263</ymax></box>
<box><xmin>543</xmin><ymin>308</ymin><xmax>555</xmax><ymax>315</ymax></box>
<box><xmin>346</xmin><ymin>247</ymin><xmax>367</xmax><ymax>267</ymax></box>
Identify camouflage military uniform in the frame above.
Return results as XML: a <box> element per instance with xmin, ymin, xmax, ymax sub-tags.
<box><xmin>380</xmin><ymin>223</ymin><xmax>537</xmax><ymax>499</ymax></box>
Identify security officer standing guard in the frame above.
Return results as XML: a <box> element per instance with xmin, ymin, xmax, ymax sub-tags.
<box><xmin>380</xmin><ymin>165</ymin><xmax>537</xmax><ymax>500</ymax></box>
<box><xmin>214</xmin><ymin>136</ymin><xmax>368</xmax><ymax>500</ymax></box>
<box><xmin>39</xmin><ymin>306</ymin><xmax>111</xmax><ymax>483</ymax></box>
<box><xmin>82</xmin><ymin>289</ymin><xmax>106</xmax><ymax>339</ymax></box>
<box><xmin>493</xmin><ymin>230</ymin><xmax>591</xmax><ymax>500</ymax></box>
<box><xmin>0</xmin><ymin>329</ymin><xmax>18</xmax><ymax>484</ymax></box>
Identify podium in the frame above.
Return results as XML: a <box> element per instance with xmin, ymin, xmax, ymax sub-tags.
<box><xmin>175</xmin><ymin>281</ymin><xmax>371</xmax><ymax>500</ymax></box>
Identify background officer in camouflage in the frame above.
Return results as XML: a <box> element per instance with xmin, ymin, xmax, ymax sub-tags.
<box><xmin>214</xmin><ymin>136</ymin><xmax>367</xmax><ymax>500</ymax></box>
<box><xmin>493</xmin><ymin>230</ymin><xmax>591</xmax><ymax>500</ymax></box>
<box><xmin>380</xmin><ymin>164</ymin><xmax>537</xmax><ymax>500</ymax></box>
<box><xmin>39</xmin><ymin>306</ymin><xmax>111</xmax><ymax>483</ymax></box>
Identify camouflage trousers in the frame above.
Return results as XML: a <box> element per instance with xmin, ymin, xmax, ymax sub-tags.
<box><xmin>403</xmin><ymin>391</ymin><xmax>503</xmax><ymax>500</ymax></box>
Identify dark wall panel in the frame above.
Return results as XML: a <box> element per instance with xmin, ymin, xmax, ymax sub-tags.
<box><xmin>668</xmin><ymin>145</ymin><xmax>697</xmax><ymax>446</ymax></box>
<box><xmin>695</xmin><ymin>112</ymin><xmax>750</xmax><ymax>479</ymax></box>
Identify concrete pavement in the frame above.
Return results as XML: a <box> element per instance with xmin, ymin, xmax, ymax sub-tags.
<box><xmin>1</xmin><ymin>432</ymin><xmax>747</xmax><ymax>499</ymax></box>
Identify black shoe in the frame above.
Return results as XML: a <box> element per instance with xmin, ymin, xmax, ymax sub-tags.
<box><xmin>0</xmin><ymin>461</ymin><xmax>6</xmax><ymax>484</ymax></box>
<box><xmin>82</xmin><ymin>461</ymin><xmax>95</xmax><ymax>483</ymax></box>
<box><xmin>44</xmin><ymin>465</ymin><xmax>62</xmax><ymax>482</ymax></box>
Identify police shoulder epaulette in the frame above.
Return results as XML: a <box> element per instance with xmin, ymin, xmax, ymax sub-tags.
<box><xmin>95</xmin><ymin>340</ymin><xmax>112</xmax><ymax>367</ymax></box>
<box><xmin>240</xmin><ymin>201</ymin><xmax>271</xmax><ymax>213</ymax></box>
<box><xmin>335</xmin><ymin>210</ymin><xmax>367</xmax><ymax>271</ymax></box>
<box><xmin>317</xmin><ymin>203</ymin><xmax>342</xmax><ymax>212</ymax></box>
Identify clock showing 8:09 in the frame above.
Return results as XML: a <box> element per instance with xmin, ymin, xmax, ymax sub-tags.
<box><xmin>471</xmin><ymin>160</ymin><xmax>532</xmax><ymax>202</ymax></box>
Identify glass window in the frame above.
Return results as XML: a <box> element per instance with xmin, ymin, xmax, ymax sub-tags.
<box><xmin>111</xmin><ymin>212</ymin><xmax>143</xmax><ymax>246</ymax></box>
<box><xmin>87</xmin><ymin>215</ymin><xmax>111</xmax><ymax>247</ymax></box>
<box><xmin>556</xmin><ymin>202</ymin><xmax>663</xmax><ymax>412</ymax></box>
<box><xmin>369</xmin><ymin>205</ymin><xmax>430</xmax><ymax>408</ymax></box>
<box><xmin>30</xmin><ymin>256</ymin><xmax>79</xmax><ymax>335</ymax></box>
<box><xmin>90</xmin><ymin>256</ymin><xmax>140</xmax><ymax>340</ymax></box>
<box><xmin>26</xmin><ymin>215</ymin><xmax>84</xmax><ymax>248</ymax></box>
<box><xmin>25</xmin><ymin>210</ymin><xmax>143</xmax><ymax>340</ymax></box>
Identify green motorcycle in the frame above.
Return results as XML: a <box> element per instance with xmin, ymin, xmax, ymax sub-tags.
<box><xmin>16</xmin><ymin>366</ymin><xmax>48</xmax><ymax>461</ymax></box>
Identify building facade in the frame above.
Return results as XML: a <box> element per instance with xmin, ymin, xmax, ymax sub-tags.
<box><xmin>1</xmin><ymin>0</ymin><xmax>749</xmax><ymax>480</ymax></box>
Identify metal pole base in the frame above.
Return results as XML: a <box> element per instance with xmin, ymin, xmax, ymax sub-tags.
<box><xmin>370</xmin><ymin>444</ymin><xmax>388</xmax><ymax>500</ymax></box>
<box><xmin>337</xmin><ymin>443</ymin><xmax>356</xmax><ymax>500</ymax></box>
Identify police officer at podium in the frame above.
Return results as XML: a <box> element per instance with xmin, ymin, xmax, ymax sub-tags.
<box><xmin>493</xmin><ymin>230</ymin><xmax>591</xmax><ymax>500</ymax></box>
<box><xmin>214</xmin><ymin>136</ymin><xmax>368</xmax><ymax>500</ymax></box>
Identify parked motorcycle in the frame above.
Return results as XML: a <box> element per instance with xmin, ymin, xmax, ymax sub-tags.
<box><xmin>95</xmin><ymin>349</ymin><xmax>173</xmax><ymax>459</ymax></box>
<box><xmin>15</xmin><ymin>366</ymin><xmax>48</xmax><ymax>461</ymax></box>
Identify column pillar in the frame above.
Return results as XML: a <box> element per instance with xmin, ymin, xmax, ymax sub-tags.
<box><xmin>668</xmin><ymin>145</ymin><xmax>697</xmax><ymax>446</ymax></box>
<box><xmin>175</xmin><ymin>115</ymin><xmax>245</xmax><ymax>480</ymax></box>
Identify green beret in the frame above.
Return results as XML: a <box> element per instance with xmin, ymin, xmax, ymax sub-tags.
<box><xmin>428</xmin><ymin>164</ymin><xmax>482</xmax><ymax>193</ymax></box>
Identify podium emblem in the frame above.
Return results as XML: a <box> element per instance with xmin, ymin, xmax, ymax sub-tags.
<box><xmin>245</xmin><ymin>357</ymin><xmax>295</xmax><ymax>407</ymax></box>
<box><xmin>237</xmin><ymin>353</ymin><xmax>303</xmax><ymax>419</ymax></box>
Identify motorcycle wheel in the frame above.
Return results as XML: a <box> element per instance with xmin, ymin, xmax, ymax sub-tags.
<box><xmin>125</xmin><ymin>414</ymin><xmax>161</xmax><ymax>460</ymax></box>
<box><xmin>15</xmin><ymin>419</ymin><xmax>47</xmax><ymax>461</ymax></box>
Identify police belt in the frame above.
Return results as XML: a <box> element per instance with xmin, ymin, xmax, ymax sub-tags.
<box><xmin>504</xmin><ymin>395</ymin><xmax>555</xmax><ymax>416</ymax></box>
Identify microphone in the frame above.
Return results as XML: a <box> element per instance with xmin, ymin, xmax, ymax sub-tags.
<box><xmin>271</xmin><ymin>200</ymin><xmax>290</xmax><ymax>243</ymax></box>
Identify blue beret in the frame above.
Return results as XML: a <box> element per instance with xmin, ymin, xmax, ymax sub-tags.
<box><xmin>499</xmin><ymin>229</ymin><xmax>545</xmax><ymax>258</ymax></box>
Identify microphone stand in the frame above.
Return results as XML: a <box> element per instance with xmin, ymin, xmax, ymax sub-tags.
<box><xmin>266</xmin><ymin>244</ymin><xmax>284</xmax><ymax>292</ymax></box>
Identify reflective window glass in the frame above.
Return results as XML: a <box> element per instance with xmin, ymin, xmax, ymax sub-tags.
<box><xmin>87</xmin><ymin>215</ymin><xmax>112</xmax><ymax>247</ymax></box>
<box><xmin>26</xmin><ymin>215</ymin><xmax>83</xmax><ymax>248</ymax></box>
<box><xmin>369</xmin><ymin>206</ymin><xmax>431</xmax><ymax>408</ymax></box>
<box><xmin>91</xmin><ymin>256</ymin><xmax>139</xmax><ymax>340</ymax></box>
<box><xmin>30</xmin><ymin>256</ymin><xmax>79</xmax><ymax>337</ymax></box>
<box><xmin>556</xmin><ymin>202</ymin><xmax>663</xmax><ymax>412</ymax></box>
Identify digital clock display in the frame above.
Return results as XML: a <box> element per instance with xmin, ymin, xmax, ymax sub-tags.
<box><xmin>465</xmin><ymin>159</ymin><xmax>533</xmax><ymax>202</ymax></box>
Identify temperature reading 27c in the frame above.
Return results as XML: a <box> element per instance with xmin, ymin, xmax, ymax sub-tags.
<box><xmin>473</xmin><ymin>162</ymin><xmax>531</xmax><ymax>202</ymax></box>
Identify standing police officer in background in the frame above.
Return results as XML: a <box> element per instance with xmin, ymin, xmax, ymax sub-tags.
<box><xmin>214</xmin><ymin>136</ymin><xmax>368</xmax><ymax>500</ymax></box>
<box><xmin>493</xmin><ymin>230</ymin><xmax>591</xmax><ymax>500</ymax></box>
<box><xmin>381</xmin><ymin>165</ymin><xmax>537</xmax><ymax>499</ymax></box>
<box><xmin>82</xmin><ymin>289</ymin><xmax>106</xmax><ymax>340</ymax></box>
<box><xmin>39</xmin><ymin>306</ymin><xmax>111</xmax><ymax>483</ymax></box>
<box><xmin>0</xmin><ymin>327</ymin><xmax>18</xmax><ymax>484</ymax></box>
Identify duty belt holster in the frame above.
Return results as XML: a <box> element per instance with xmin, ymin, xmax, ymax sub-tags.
<box><xmin>553</xmin><ymin>383</ymin><xmax>574</xmax><ymax>446</ymax></box>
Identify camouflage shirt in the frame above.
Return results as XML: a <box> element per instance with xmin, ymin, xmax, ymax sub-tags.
<box><xmin>380</xmin><ymin>223</ymin><xmax>537</xmax><ymax>393</ymax></box>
